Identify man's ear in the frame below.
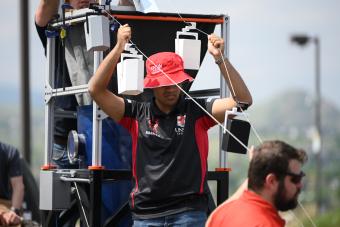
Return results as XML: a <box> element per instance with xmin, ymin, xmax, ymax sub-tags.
<box><xmin>264</xmin><ymin>173</ymin><xmax>279</xmax><ymax>190</ymax></box>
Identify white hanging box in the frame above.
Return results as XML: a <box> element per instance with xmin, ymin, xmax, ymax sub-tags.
<box><xmin>84</xmin><ymin>15</ymin><xmax>110</xmax><ymax>52</ymax></box>
<box><xmin>175</xmin><ymin>22</ymin><xmax>201</xmax><ymax>70</ymax></box>
<box><xmin>117</xmin><ymin>44</ymin><xmax>144</xmax><ymax>95</ymax></box>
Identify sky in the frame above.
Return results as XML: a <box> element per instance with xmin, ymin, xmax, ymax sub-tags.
<box><xmin>0</xmin><ymin>0</ymin><xmax>340</xmax><ymax>108</ymax></box>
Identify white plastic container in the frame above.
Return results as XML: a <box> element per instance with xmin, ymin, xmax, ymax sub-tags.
<box><xmin>84</xmin><ymin>15</ymin><xmax>110</xmax><ymax>52</ymax></box>
<box><xmin>117</xmin><ymin>44</ymin><xmax>144</xmax><ymax>95</ymax></box>
<box><xmin>175</xmin><ymin>23</ymin><xmax>201</xmax><ymax>70</ymax></box>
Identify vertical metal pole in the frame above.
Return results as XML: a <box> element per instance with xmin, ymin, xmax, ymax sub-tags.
<box><xmin>219</xmin><ymin>16</ymin><xmax>230</xmax><ymax>168</ymax></box>
<box><xmin>216</xmin><ymin>172</ymin><xmax>229</xmax><ymax>205</ymax></box>
<box><xmin>44</xmin><ymin>38</ymin><xmax>56</xmax><ymax>167</ymax></box>
<box><xmin>91</xmin><ymin>51</ymin><xmax>103</xmax><ymax>167</ymax></box>
<box><xmin>314</xmin><ymin>37</ymin><xmax>322</xmax><ymax>212</ymax></box>
<box><xmin>20</xmin><ymin>0</ymin><xmax>31</xmax><ymax>165</ymax></box>
<box><xmin>89</xmin><ymin>170</ymin><xmax>102</xmax><ymax>227</ymax></box>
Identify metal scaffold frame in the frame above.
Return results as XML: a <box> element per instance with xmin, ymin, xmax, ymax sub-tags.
<box><xmin>40</xmin><ymin>9</ymin><xmax>231</xmax><ymax>227</ymax></box>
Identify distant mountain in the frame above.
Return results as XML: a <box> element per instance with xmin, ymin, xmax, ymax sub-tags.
<box><xmin>248</xmin><ymin>89</ymin><xmax>340</xmax><ymax>138</ymax></box>
<box><xmin>0</xmin><ymin>85</ymin><xmax>44</xmax><ymax>149</ymax></box>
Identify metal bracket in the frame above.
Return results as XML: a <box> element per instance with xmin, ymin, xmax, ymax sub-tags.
<box><xmin>44</xmin><ymin>84</ymin><xmax>53</xmax><ymax>104</ymax></box>
<box><xmin>95</xmin><ymin>106</ymin><xmax>108</xmax><ymax>120</ymax></box>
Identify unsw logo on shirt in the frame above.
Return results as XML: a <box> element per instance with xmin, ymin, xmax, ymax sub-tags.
<box><xmin>177</xmin><ymin>115</ymin><xmax>186</xmax><ymax>127</ymax></box>
<box><xmin>146</xmin><ymin>118</ymin><xmax>162</xmax><ymax>138</ymax></box>
<box><xmin>148</xmin><ymin>119</ymin><xmax>159</xmax><ymax>133</ymax></box>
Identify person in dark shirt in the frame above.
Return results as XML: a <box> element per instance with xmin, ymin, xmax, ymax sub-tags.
<box><xmin>0</xmin><ymin>142</ymin><xmax>24</xmax><ymax>226</ymax></box>
<box><xmin>35</xmin><ymin>0</ymin><xmax>140</xmax><ymax>170</ymax></box>
<box><xmin>35</xmin><ymin>0</ymin><xmax>96</xmax><ymax>168</ymax></box>
<box><xmin>88</xmin><ymin>24</ymin><xmax>252</xmax><ymax>226</ymax></box>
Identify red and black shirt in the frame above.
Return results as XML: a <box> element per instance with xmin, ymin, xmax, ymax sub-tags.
<box><xmin>119</xmin><ymin>96</ymin><xmax>216</xmax><ymax>219</ymax></box>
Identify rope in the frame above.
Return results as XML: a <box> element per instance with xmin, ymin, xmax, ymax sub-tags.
<box><xmin>176</xmin><ymin>13</ymin><xmax>210</xmax><ymax>36</ymax></box>
<box><xmin>239</xmin><ymin>106</ymin><xmax>263</xmax><ymax>144</ymax></box>
<box><xmin>288</xmin><ymin>210</ymin><xmax>305</xmax><ymax>227</ymax></box>
<box><xmin>298</xmin><ymin>200</ymin><xmax>317</xmax><ymax>227</ymax></box>
<box><xmin>74</xmin><ymin>182</ymin><xmax>90</xmax><ymax>227</ymax></box>
<box><xmin>176</xmin><ymin>12</ymin><xmax>262</xmax><ymax>145</ymax></box>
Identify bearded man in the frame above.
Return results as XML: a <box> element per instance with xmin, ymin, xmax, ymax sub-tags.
<box><xmin>206</xmin><ymin>140</ymin><xmax>307</xmax><ymax>227</ymax></box>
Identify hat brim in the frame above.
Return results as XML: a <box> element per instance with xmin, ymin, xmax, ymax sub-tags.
<box><xmin>144</xmin><ymin>71</ymin><xmax>194</xmax><ymax>89</ymax></box>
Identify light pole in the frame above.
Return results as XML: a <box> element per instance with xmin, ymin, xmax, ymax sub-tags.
<box><xmin>20</xmin><ymin>0</ymin><xmax>31</xmax><ymax>165</ymax></box>
<box><xmin>291</xmin><ymin>34</ymin><xmax>322</xmax><ymax>213</ymax></box>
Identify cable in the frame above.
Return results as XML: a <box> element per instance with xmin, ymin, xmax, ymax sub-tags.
<box><xmin>74</xmin><ymin>182</ymin><xmax>90</xmax><ymax>227</ymax></box>
<box><xmin>298</xmin><ymin>200</ymin><xmax>317</xmax><ymax>227</ymax></box>
<box><xmin>177</xmin><ymin>11</ymin><xmax>262</xmax><ymax>146</ymax></box>
<box><xmin>288</xmin><ymin>210</ymin><xmax>305</xmax><ymax>227</ymax></box>
<box><xmin>239</xmin><ymin>106</ymin><xmax>263</xmax><ymax>144</ymax></box>
<box><xmin>217</xmin><ymin>48</ymin><xmax>239</xmax><ymax>101</ymax></box>
<box><xmin>176</xmin><ymin>13</ymin><xmax>210</xmax><ymax>36</ymax></box>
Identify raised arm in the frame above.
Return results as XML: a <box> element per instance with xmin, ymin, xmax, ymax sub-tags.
<box><xmin>35</xmin><ymin>0</ymin><xmax>60</xmax><ymax>27</ymax></box>
<box><xmin>10</xmin><ymin>176</ymin><xmax>24</xmax><ymax>211</ymax></box>
<box><xmin>208</xmin><ymin>34</ymin><xmax>252</xmax><ymax>123</ymax></box>
<box><xmin>88</xmin><ymin>24</ymin><xmax>131</xmax><ymax>122</ymax></box>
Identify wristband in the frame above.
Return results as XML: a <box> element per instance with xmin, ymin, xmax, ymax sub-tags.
<box><xmin>10</xmin><ymin>207</ymin><xmax>21</xmax><ymax>215</ymax></box>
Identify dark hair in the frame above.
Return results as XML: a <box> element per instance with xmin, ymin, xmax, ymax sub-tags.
<box><xmin>248</xmin><ymin>140</ymin><xmax>307</xmax><ymax>192</ymax></box>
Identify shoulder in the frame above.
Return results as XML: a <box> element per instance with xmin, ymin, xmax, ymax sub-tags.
<box><xmin>123</xmin><ymin>98</ymin><xmax>150</xmax><ymax>117</ymax></box>
<box><xmin>207</xmin><ymin>199</ymin><xmax>242</xmax><ymax>222</ymax></box>
<box><xmin>207</xmin><ymin>192</ymin><xmax>267</xmax><ymax>225</ymax></box>
<box><xmin>0</xmin><ymin>142</ymin><xmax>20</xmax><ymax>164</ymax></box>
<box><xmin>208</xmin><ymin>204</ymin><xmax>283</xmax><ymax>227</ymax></box>
<box><xmin>35</xmin><ymin>21</ymin><xmax>46</xmax><ymax>36</ymax></box>
<box><xmin>185</xmin><ymin>97</ymin><xmax>216</xmax><ymax>111</ymax></box>
<box><xmin>35</xmin><ymin>22</ymin><xmax>48</xmax><ymax>49</ymax></box>
<box><xmin>125</xmin><ymin>98</ymin><xmax>149</xmax><ymax>109</ymax></box>
<box><xmin>0</xmin><ymin>142</ymin><xmax>18</xmax><ymax>154</ymax></box>
<box><xmin>186</xmin><ymin>97</ymin><xmax>216</xmax><ymax>104</ymax></box>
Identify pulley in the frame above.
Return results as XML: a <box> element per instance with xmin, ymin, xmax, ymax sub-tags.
<box><xmin>67</xmin><ymin>130</ymin><xmax>86</xmax><ymax>167</ymax></box>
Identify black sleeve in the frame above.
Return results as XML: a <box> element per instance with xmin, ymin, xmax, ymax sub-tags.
<box><xmin>193</xmin><ymin>97</ymin><xmax>217</xmax><ymax>115</ymax></box>
<box><xmin>123</xmin><ymin>98</ymin><xmax>144</xmax><ymax>119</ymax></box>
<box><xmin>205</xmin><ymin>97</ymin><xmax>217</xmax><ymax>115</ymax></box>
<box><xmin>35</xmin><ymin>22</ymin><xmax>47</xmax><ymax>52</ymax></box>
<box><xmin>5</xmin><ymin>144</ymin><xmax>22</xmax><ymax>178</ymax></box>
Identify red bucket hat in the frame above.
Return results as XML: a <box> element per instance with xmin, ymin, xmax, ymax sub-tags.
<box><xmin>144</xmin><ymin>52</ymin><xmax>194</xmax><ymax>88</ymax></box>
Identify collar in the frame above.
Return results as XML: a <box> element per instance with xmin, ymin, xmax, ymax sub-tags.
<box><xmin>150</xmin><ymin>95</ymin><xmax>185</xmax><ymax>117</ymax></box>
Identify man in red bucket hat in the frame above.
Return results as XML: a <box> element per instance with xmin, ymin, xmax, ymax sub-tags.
<box><xmin>144</xmin><ymin>51</ymin><xmax>194</xmax><ymax>88</ymax></box>
<box><xmin>89</xmin><ymin>24</ymin><xmax>252</xmax><ymax>226</ymax></box>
